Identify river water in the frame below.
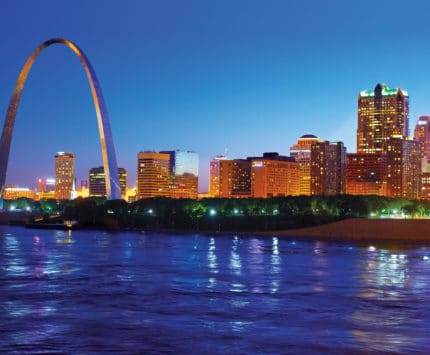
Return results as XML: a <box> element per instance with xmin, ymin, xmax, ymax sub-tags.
<box><xmin>1</xmin><ymin>225</ymin><xmax>430</xmax><ymax>353</ymax></box>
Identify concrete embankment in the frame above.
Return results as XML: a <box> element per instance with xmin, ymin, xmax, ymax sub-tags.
<box><xmin>262</xmin><ymin>218</ymin><xmax>430</xmax><ymax>241</ymax></box>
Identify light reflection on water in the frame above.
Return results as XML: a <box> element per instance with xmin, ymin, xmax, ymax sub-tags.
<box><xmin>0</xmin><ymin>226</ymin><xmax>430</xmax><ymax>353</ymax></box>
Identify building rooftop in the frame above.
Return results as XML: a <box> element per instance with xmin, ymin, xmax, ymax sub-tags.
<box><xmin>300</xmin><ymin>134</ymin><xmax>318</xmax><ymax>139</ymax></box>
<box><xmin>359</xmin><ymin>83</ymin><xmax>408</xmax><ymax>98</ymax></box>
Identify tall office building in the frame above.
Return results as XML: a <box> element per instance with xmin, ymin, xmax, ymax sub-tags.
<box><xmin>357</xmin><ymin>83</ymin><xmax>409</xmax><ymax>154</ymax></box>
<box><xmin>209</xmin><ymin>158</ymin><xmax>251</xmax><ymax>198</ymax></box>
<box><xmin>54</xmin><ymin>152</ymin><xmax>75</xmax><ymax>200</ymax></box>
<box><xmin>160</xmin><ymin>150</ymin><xmax>199</xmax><ymax>199</ymax></box>
<box><xmin>386</xmin><ymin>136</ymin><xmax>421</xmax><ymax>199</ymax></box>
<box><xmin>413</xmin><ymin>115</ymin><xmax>430</xmax><ymax>173</ymax></box>
<box><xmin>209</xmin><ymin>156</ymin><xmax>226</xmax><ymax>197</ymax></box>
<box><xmin>310</xmin><ymin>142</ymin><xmax>346</xmax><ymax>195</ymax></box>
<box><xmin>137</xmin><ymin>151</ymin><xmax>170</xmax><ymax>199</ymax></box>
<box><xmin>89</xmin><ymin>167</ymin><xmax>127</xmax><ymax>198</ymax></box>
<box><xmin>290</xmin><ymin>134</ymin><xmax>321</xmax><ymax>195</ymax></box>
<box><xmin>250</xmin><ymin>153</ymin><xmax>300</xmax><ymax>198</ymax></box>
<box><xmin>346</xmin><ymin>153</ymin><xmax>387</xmax><ymax>195</ymax></box>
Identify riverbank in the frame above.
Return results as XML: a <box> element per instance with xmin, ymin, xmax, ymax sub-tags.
<box><xmin>261</xmin><ymin>218</ymin><xmax>430</xmax><ymax>241</ymax></box>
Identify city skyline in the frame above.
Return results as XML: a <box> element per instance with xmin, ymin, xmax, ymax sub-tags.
<box><xmin>3</xmin><ymin>1</ymin><xmax>430</xmax><ymax>191</ymax></box>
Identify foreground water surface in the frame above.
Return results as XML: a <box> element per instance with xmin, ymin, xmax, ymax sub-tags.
<box><xmin>1</xmin><ymin>226</ymin><xmax>430</xmax><ymax>353</ymax></box>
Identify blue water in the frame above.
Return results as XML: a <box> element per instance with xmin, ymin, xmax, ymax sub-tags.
<box><xmin>1</xmin><ymin>226</ymin><xmax>430</xmax><ymax>353</ymax></box>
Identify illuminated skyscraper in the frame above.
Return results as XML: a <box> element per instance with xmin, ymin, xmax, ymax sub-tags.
<box><xmin>209</xmin><ymin>158</ymin><xmax>251</xmax><ymax>198</ymax></box>
<box><xmin>137</xmin><ymin>152</ymin><xmax>170</xmax><ymax>199</ymax></box>
<box><xmin>250</xmin><ymin>153</ymin><xmax>300</xmax><ymax>198</ymax></box>
<box><xmin>89</xmin><ymin>167</ymin><xmax>127</xmax><ymax>198</ymax></box>
<box><xmin>386</xmin><ymin>136</ymin><xmax>421</xmax><ymax>199</ymax></box>
<box><xmin>54</xmin><ymin>152</ymin><xmax>75</xmax><ymax>200</ymax></box>
<box><xmin>290</xmin><ymin>134</ymin><xmax>321</xmax><ymax>195</ymax></box>
<box><xmin>310</xmin><ymin>142</ymin><xmax>346</xmax><ymax>195</ymax></box>
<box><xmin>357</xmin><ymin>83</ymin><xmax>409</xmax><ymax>154</ymax></box>
<box><xmin>160</xmin><ymin>150</ymin><xmax>199</xmax><ymax>199</ymax></box>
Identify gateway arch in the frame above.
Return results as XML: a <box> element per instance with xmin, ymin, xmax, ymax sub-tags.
<box><xmin>0</xmin><ymin>38</ymin><xmax>121</xmax><ymax>202</ymax></box>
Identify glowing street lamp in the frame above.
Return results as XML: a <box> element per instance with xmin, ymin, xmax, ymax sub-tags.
<box><xmin>209</xmin><ymin>209</ymin><xmax>217</xmax><ymax>216</ymax></box>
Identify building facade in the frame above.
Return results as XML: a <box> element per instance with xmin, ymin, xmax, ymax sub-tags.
<box><xmin>89</xmin><ymin>167</ymin><xmax>127</xmax><ymax>198</ymax></box>
<box><xmin>346</xmin><ymin>153</ymin><xmax>387</xmax><ymax>195</ymax></box>
<box><xmin>290</xmin><ymin>134</ymin><xmax>321</xmax><ymax>195</ymax></box>
<box><xmin>3</xmin><ymin>185</ymin><xmax>36</xmax><ymax>200</ymax></box>
<box><xmin>209</xmin><ymin>156</ymin><xmax>226</xmax><ymax>197</ymax></box>
<box><xmin>412</xmin><ymin>115</ymin><xmax>430</xmax><ymax>199</ymax></box>
<box><xmin>357</xmin><ymin>83</ymin><xmax>409</xmax><ymax>154</ymax></box>
<box><xmin>160</xmin><ymin>150</ymin><xmax>198</xmax><ymax>199</ymax></box>
<box><xmin>209</xmin><ymin>157</ymin><xmax>251</xmax><ymax>198</ymax></box>
<box><xmin>386</xmin><ymin>136</ymin><xmax>421</xmax><ymax>199</ymax></box>
<box><xmin>37</xmin><ymin>177</ymin><xmax>55</xmax><ymax>193</ymax></box>
<box><xmin>250</xmin><ymin>153</ymin><xmax>300</xmax><ymax>198</ymax></box>
<box><xmin>137</xmin><ymin>152</ymin><xmax>170</xmax><ymax>199</ymax></box>
<box><xmin>310</xmin><ymin>142</ymin><xmax>346</xmax><ymax>195</ymax></box>
<box><xmin>54</xmin><ymin>152</ymin><xmax>75</xmax><ymax>200</ymax></box>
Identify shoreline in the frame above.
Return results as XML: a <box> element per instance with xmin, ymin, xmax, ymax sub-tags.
<box><xmin>3</xmin><ymin>217</ymin><xmax>430</xmax><ymax>242</ymax></box>
<box><xmin>259</xmin><ymin>218</ymin><xmax>430</xmax><ymax>242</ymax></box>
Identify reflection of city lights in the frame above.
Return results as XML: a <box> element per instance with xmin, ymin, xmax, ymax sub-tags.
<box><xmin>368</xmin><ymin>246</ymin><xmax>376</xmax><ymax>252</ymax></box>
<box><xmin>423</xmin><ymin>256</ymin><xmax>429</xmax><ymax>261</ymax></box>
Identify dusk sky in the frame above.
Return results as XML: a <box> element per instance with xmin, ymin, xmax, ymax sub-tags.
<box><xmin>2</xmin><ymin>0</ymin><xmax>430</xmax><ymax>191</ymax></box>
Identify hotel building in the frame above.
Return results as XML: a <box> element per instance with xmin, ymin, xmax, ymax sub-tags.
<box><xmin>386</xmin><ymin>136</ymin><xmax>421</xmax><ymax>199</ymax></box>
<box><xmin>250</xmin><ymin>153</ymin><xmax>300</xmax><ymax>198</ymax></box>
<box><xmin>346</xmin><ymin>153</ymin><xmax>387</xmax><ymax>195</ymax></box>
<box><xmin>54</xmin><ymin>152</ymin><xmax>75</xmax><ymax>200</ymax></box>
<box><xmin>137</xmin><ymin>151</ymin><xmax>170</xmax><ymax>199</ymax></box>
<box><xmin>209</xmin><ymin>157</ymin><xmax>251</xmax><ymax>198</ymax></box>
<box><xmin>290</xmin><ymin>134</ymin><xmax>321</xmax><ymax>195</ymax></box>
<box><xmin>310</xmin><ymin>142</ymin><xmax>346</xmax><ymax>195</ymax></box>
<box><xmin>357</xmin><ymin>83</ymin><xmax>409</xmax><ymax>154</ymax></box>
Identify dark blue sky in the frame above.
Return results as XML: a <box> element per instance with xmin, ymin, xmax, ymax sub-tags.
<box><xmin>2</xmin><ymin>0</ymin><xmax>430</xmax><ymax>191</ymax></box>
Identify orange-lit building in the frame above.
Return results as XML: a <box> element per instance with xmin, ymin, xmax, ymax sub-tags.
<box><xmin>357</xmin><ymin>83</ymin><xmax>409</xmax><ymax>154</ymax></box>
<box><xmin>346</xmin><ymin>153</ymin><xmax>387</xmax><ymax>195</ymax></box>
<box><xmin>170</xmin><ymin>173</ymin><xmax>198</xmax><ymax>199</ymax></box>
<box><xmin>250</xmin><ymin>153</ymin><xmax>300</xmax><ymax>198</ymax></box>
<box><xmin>160</xmin><ymin>150</ymin><xmax>199</xmax><ymax>199</ymax></box>
<box><xmin>209</xmin><ymin>156</ymin><xmax>225</xmax><ymax>197</ymax></box>
<box><xmin>386</xmin><ymin>136</ymin><xmax>421</xmax><ymax>199</ymax></box>
<box><xmin>290</xmin><ymin>134</ymin><xmax>321</xmax><ymax>195</ymax></box>
<box><xmin>3</xmin><ymin>185</ymin><xmax>36</xmax><ymax>200</ymax></box>
<box><xmin>55</xmin><ymin>152</ymin><xmax>75</xmax><ymax>200</ymax></box>
<box><xmin>137</xmin><ymin>151</ymin><xmax>170</xmax><ymax>199</ymax></box>
<box><xmin>209</xmin><ymin>157</ymin><xmax>251</xmax><ymax>198</ymax></box>
<box><xmin>310</xmin><ymin>142</ymin><xmax>346</xmax><ymax>195</ymax></box>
